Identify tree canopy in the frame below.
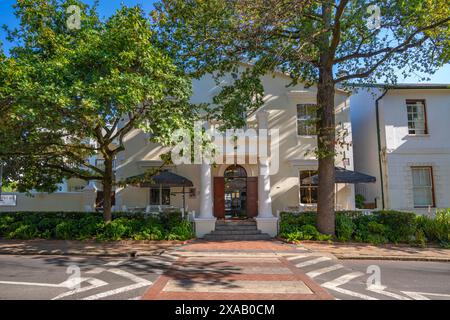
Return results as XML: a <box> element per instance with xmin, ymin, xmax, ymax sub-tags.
<box><xmin>153</xmin><ymin>0</ymin><xmax>449</xmax><ymax>234</ymax></box>
<box><xmin>0</xmin><ymin>0</ymin><xmax>198</xmax><ymax>221</ymax></box>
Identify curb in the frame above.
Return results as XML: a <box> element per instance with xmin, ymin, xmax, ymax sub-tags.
<box><xmin>334</xmin><ymin>255</ymin><xmax>450</xmax><ymax>262</ymax></box>
<box><xmin>0</xmin><ymin>249</ymin><xmax>167</xmax><ymax>257</ymax></box>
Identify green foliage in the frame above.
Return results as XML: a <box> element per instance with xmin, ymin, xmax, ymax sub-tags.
<box><xmin>279</xmin><ymin>213</ymin><xmax>330</xmax><ymax>242</ymax></box>
<box><xmin>374</xmin><ymin>211</ymin><xmax>416</xmax><ymax>243</ymax></box>
<box><xmin>355</xmin><ymin>194</ymin><xmax>365</xmax><ymax>209</ymax></box>
<box><xmin>279</xmin><ymin>210</ymin><xmax>450</xmax><ymax>248</ymax></box>
<box><xmin>0</xmin><ymin>211</ymin><xmax>194</xmax><ymax>241</ymax></box>
<box><xmin>0</xmin><ymin>1</ymin><xmax>198</xmax><ymax>221</ymax></box>
<box><xmin>335</xmin><ymin>214</ymin><xmax>355</xmax><ymax>242</ymax></box>
<box><xmin>416</xmin><ymin>209</ymin><xmax>450</xmax><ymax>247</ymax></box>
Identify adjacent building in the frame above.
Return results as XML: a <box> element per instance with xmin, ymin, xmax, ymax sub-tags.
<box><xmin>351</xmin><ymin>84</ymin><xmax>450</xmax><ymax>214</ymax></box>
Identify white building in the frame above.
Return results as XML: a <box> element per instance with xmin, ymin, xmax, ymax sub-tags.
<box><xmin>351</xmin><ymin>84</ymin><xmax>450</xmax><ymax>214</ymax></box>
<box><xmin>1</xmin><ymin>67</ymin><xmax>360</xmax><ymax>238</ymax></box>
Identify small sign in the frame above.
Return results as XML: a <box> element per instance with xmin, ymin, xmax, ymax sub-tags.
<box><xmin>0</xmin><ymin>195</ymin><xmax>17</xmax><ymax>206</ymax></box>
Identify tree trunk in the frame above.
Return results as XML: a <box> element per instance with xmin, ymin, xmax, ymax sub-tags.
<box><xmin>102</xmin><ymin>157</ymin><xmax>114</xmax><ymax>223</ymax></box>
<box><xmin>316</xmin><ymin>66</ymin><xmax>336</xmax><ymax>235</ymax></box>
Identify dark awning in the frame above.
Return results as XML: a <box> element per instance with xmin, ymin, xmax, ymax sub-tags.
<box><xmin>302</xmin><ymin>167</ymin><xmax>376</xmax><ymax>185</ymax></box>
<box><xmin>127</xmin><ymin>171</ymin><xmax>193</xmax><ymax>188</ymax></box>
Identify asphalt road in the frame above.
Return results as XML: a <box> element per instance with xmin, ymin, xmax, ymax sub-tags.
<box><xmin>0</xmin><ymin>254</ymin><xmax>449</xmax><ymax>300</ymax></box>
<box><xmin>0</xmin><ymin>254</ymin><xmax>177</xmax><ymax>300</ymax></box>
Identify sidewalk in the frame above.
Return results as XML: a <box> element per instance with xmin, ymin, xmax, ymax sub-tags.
<box><xmin>298</xmin><ymin>241</ymin><xmax>450</xmax><ymax>262</ymax></box>
<box><xmin>0</xmin><ymin>239</ymin><xmax>188</xmax><ymax>257</ymax></box>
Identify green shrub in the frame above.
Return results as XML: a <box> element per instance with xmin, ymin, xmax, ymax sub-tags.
<box><xmin>7</xmin><ymin>224</ymin><xmax>38</xmax><ymax>239</ymax></box>
<box><xmin>279</xmin><ymin>212</ymin><xmax>316</xmax><ymax>234</ymax></box>
<box><xmin>0</xmin><ymin>211</ymin><xmax>194</xmax><ymax>241</ymax></box>
<box><xmin>367</xmin><ymin>234</ymin><xmax>388</xmax><ymax>245</ymax></box>
<box><xmin>374</xmin><ymin>211</ymin><xmax>416</xmax><ymax>243</ymax></box>
<box><xmin>355</xmin><ymin>194</ymin><xmax>365</xmax><ymax>209</ymax></box>
<box><xmin>367</xmin><ymin>221</ymin><xmax>386</xmax><ymax>235</ymax></box>
<box><xmin>415</xmin><ymin>229</ymin><xmax>427</xmax><ymax>248</ymax></box>
<box><xmin>55</xmin><ymin>220</ymin><xmax>79</xmax><ymax>240</ymax></box>
<box><xmin>336</xmin><ymin>214</ymin><xmax>355</xmax><ymax>241</ymax></box>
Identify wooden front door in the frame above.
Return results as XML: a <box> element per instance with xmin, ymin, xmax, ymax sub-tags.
<box><xmin>213</xmin><ymin>177</ymin><xmax>225</xmax><ymax>218</ymax></box>
<box><xmin>246</xmin><ymin>177</ymin><xmax>258</xmax><ymax>218</ymax></box>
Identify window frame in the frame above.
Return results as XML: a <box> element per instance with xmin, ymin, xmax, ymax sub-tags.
<box><xmin>296</xmin><ymin>104</ymin><xmax>317</xmax><ymax>137</ymax></box>
<box><xmin>411</xmin><ymin>166</ymin><xmax>435</xmax><ymax>208</ymax></box>
<box><xmin>149</xmin><ymin>187</ymin><xmax>171</xmax><ymax>205</ymax></box>
<box><xmin>299</xmin><ymin>170</ymin><xmax>319</xmax><ymax>204</ymax></box>
<box><xmin>406</xmin><ymin>99</ymin><xmax>428</xmax><ymax>135</ymax></box>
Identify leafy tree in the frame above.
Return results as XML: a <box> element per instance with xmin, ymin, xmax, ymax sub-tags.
<box><xmin>154</xmin><ymin>0</ymin><xmax>450</xmax><ymax>234</ymax></box>
<box><xmin>1</xmin><ymin>0</ymin><xmax>197</xmax><ymax>222</ymax></box>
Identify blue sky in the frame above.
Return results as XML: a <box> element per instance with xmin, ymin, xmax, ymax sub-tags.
<box><xmin>1</xmin><ymin>0</ymin><xmax>449</xmax><ymax>84</ymax></box>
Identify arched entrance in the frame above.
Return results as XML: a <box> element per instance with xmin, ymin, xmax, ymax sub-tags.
<box><xmin>213</xmin><ymin>165</ymin><xmax>258</xmax><ymax>219</ymax></box>
<box><xmin>224</xmin><ymin>165</ymin><xmax>247</xmax><ymax>218</ymax></box>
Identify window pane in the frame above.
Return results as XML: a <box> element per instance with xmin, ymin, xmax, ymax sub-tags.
<box><xmin>412</xmin><ymin>167</ymin><xmax>433</xmax><ymax>207</ymax></box>
<box><xmin>162</xmin><ymin>188</ymin><xmax>171</xmax><ymax>205</ymax></box>
<box><xmin>407</xmin><ymin>101</ymin><xmax>427</xmax><ymax>134</ymax></box>
<box><xmin>299</xmin><ymin>170</ymin><xmax>318</xmax><ymax>204</ymax></box>
<box><xmin>150</xmin><ymin>189</ymin><xmax>160</xmax><ymax>205</ymax></box>
<box><xmin>297</xmin><ymin>104</ymin><xmax>317</xmax><ymax>135</ymax></box>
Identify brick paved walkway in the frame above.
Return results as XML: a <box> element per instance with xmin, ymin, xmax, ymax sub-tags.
<box><xmin>299</xmin><ymin>242</ymin><xmax>450</xmax><ymax>262</ymax></box>
<box><xmin>0</xmin><ymin>239</ymin><xmax>186</xmax><ymax>257</ymax></box>
<box><xmin>142</xmin><ymin>240</ymin><xmax>334</xmax><ymax>300</ymax></box>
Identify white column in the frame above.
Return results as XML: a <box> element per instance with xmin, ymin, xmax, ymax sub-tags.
<box><xmin>256</xmin><ymin>110</ymin><xmax>273</xmax><ymax>218</ymax></box>
<box><xmin>199</xmin><ymin>162</ymin><xmax>213</xmax><ymax>218</ymax></box>
<box><xmin>195</xmin><ymin>122</ymin><xmax>216</xmax><ymax>237</ymax></box>
<box><xmin>258</xmin><ymin>159</ymin><xmax>273</xmax><ymax>217</ymax></box>
<box><xmin>255</xmin><ymin>110</ymin><xmax>277</xmax><ymax>237</ymax></box>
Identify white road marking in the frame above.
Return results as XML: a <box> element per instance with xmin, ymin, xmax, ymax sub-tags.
<box><xmin>0</xmin><ymin>280</ymin><xmax>64</xmax><ymax>288</ymax></box>
<box><xmin>139</xmin><ymin>257</ymin><xmax>173</xmax><ymax>266</ymax></box>
<box><xmin>295</xmin><ymin>256</ymin><xmax>331</xmax><ymax>268</ymax></box>
<box><xmin>285</xmin><ymin>254</ymin><xmax>311</xmax><ymax>261</ymax></box>
<box><xmin>86</xmin><ymin>267</ymin><xmax>106</xmax><ymax>274</ymax></box>
<box><xmin>81</xmin><ymin>269</ymin><xmax>152</xmax><ymax>300</ymax></box>
<box><xmin>81</xmin><ymin>283</ymin><xmax>149</xmax><ymax>300</ymax></box>
<box><xmin>52</xmin><ymin>278</ymin><xmax>108</xmax><ymax>300</ymax></box>
<box><xmin>306</xmin><ymin>264</ymin><xmax>344</xmax><ymax>278</ymax></box>
<box><xmin>322</xmin><ymin>272</ymin><xmax>378</xmax><ymax>300</ymax></box>
<box><xmin>367</xmin><ymin>285</ymin><xmax>410</xmax><ymax>300</ymax></box>
<box><xmin>105</xmin><ymin>259</ymin><xmax>127</xmax><ymax>266</ymax></box>
<box><xmin>401</xmin><ymin>291</ymin><xmax>450</xmax><ymax>300</ymax></box>
<box><xmin>0</xmin><ymin>277</ymin><xmax>86</xmax><ymax>289</ymax></box>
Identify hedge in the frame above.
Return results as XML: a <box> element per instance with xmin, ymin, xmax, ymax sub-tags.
<box><xmin>279</xmin><ymin>209</ymin><xmax>450</xmax><ymax>248</ymax></box>
<box><xmin>0</xmin><ymin>211</ymin><xmax>194</xmax><ymax>241</ymax></box>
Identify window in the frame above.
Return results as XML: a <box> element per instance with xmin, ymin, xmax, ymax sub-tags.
<box><xmin>412</xmin><ymin>167</ymin><xmax>435</xmax><ymax>207</ymax></box>
<box><xmin>297</xmin><ymin>104</ymin><xmax>317</xmax><ymax>136</ymax></box>
<box><xmin>149</xmin><ymin>188</ymin><xmax>171</xmax><ymax>205</ymax></box>
<box><xmin>299</xmin><ymin>170</ymin><xmax>318</xmax><ymax>204</ymax></box>
<box><xmin>407</xmin><ymin>100</ymin><xmax>428</xmax><ymax>135</ymax></box>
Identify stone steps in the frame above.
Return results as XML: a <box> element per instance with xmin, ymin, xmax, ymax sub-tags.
<box><xmin>208</xmin><ymin>229</ymin><xmax>262</xmax><ymax>235</ymax></box>
<box><xmin>202</xmin><ymin>219</ymin><xmax>272</xmax><ymax>241</ymax></box>
<box><xmin>203</xmin><ymin>233</ymin><xmax>272</xmax><ymax>241</ymax></box>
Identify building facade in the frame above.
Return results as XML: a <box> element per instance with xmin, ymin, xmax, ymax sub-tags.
<box><xmin>351</xmin><ymin>85</ymin><xmax>450</xmax><ymax>214</ymax></box>
<box><xmin>0</xmin><ymin>68</ymin><xmax>356</xmax><ymax>237</ymax></box>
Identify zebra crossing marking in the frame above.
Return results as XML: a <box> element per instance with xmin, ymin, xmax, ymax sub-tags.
<box><xmin>81</xmin><ymin>269</ymin><xmax>152</xmax><ymax>300</ymax></box>
<box><xmin>306</xmin><ymin>264</ymin><xmax>344</xmax><ymax>278</ymax></box>
<box><xmin>401</xmin><ymin>291</ymin><xmax>450</xmax><ymax>300</ymax></box>
<box><xmin>321</xmin><ymin>272</ymin><xmax>379</xmax><ymax>300</ymax></box>
<box><xmin>367</xmin><ymin>285</ymin><xmax>410</xmax><ymax>300</ymax></box>
<box><xmin>295</xmin><ymin>256</ymin><xmax>331</xmax><ymax>268</ymax></box>
<box><xmin>285</xmin><ymin>254</ymin><xmax>311</xmax><ymax>261</ymax></box>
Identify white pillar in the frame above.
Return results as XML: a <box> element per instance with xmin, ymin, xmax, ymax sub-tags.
<box><xmin>256</xmin><ymin>110</ymin><xmax>273</xmax><ymax>218</ymax></box>
<box><xmin>194</xmin><ymin>122</ymin><xmax>216</xmax><ymax>238</ymax></box>
<box><xmin>258</xmin><ymin>159</ymin><xmax>273</xmax><ymax>218</ymax></box>
<box><xmin>255</xmin><ymin>110</ymin><xmax>277</xmax><ymax>237</ymax></box>
<box><xmin>199</xmin><ymin>162</ymin><xmax>213</xmax><ymax>218</ymax></box>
